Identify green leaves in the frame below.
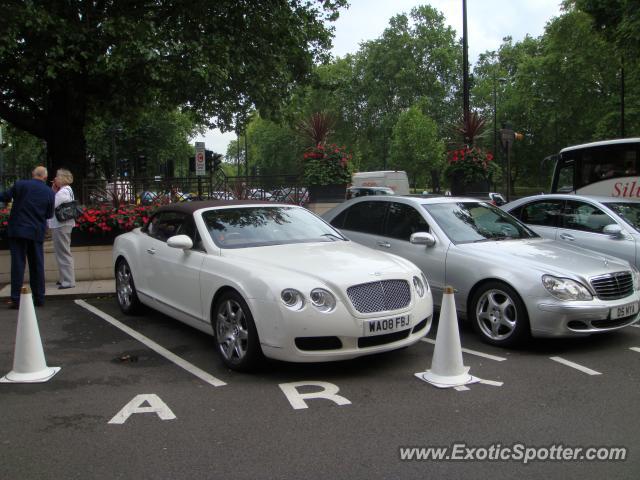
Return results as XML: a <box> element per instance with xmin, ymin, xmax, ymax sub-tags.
<box><xmin>0</xmin><ymin>0</ymin><xmax>345</xmax><ymax>176</ymax></box>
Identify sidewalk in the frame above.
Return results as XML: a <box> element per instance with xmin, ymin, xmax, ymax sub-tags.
<box><xmin>0</xmin><ymin>279</ymin><xmax>115</xmax><ymax>299</ymax></box>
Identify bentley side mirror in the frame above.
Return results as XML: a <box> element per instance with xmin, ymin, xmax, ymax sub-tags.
<box><xmin>167</xmin><ymin>234</ymin><xmax>194</xmax><ymax>250</ymax></box>
<box><xmin>410</xmin><ymin>232</ymin><xmax>436</xmax><ymax>247</ymax></box>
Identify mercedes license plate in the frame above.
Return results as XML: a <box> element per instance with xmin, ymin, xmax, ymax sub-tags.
<box><xmin>611</xmin><ymin>301</ymin><xmax>639</xmax><ymax>320</ymax></box>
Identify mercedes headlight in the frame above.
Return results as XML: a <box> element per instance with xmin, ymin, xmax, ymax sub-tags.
<box><xmin>310</xmin><ymin>288</ymin><xmax>336</xmax><ymax>313</ymax></box>
<box><xmin>632</xmin><ymin>266</ymin><xmax>640</xmax><ymax>291</ymax></box>
<box><xmin>542</xmin><ymin>275</ymin><xmax>593</xmax><ymax>301</ymax></box>
<box><xmin>281</xmin><ymin>288</ymin><xmax>305</xmax><ymax>310</ymax></box>
<box><xmin>413</xmin><ymin>275</ymin><xmax>425</xmax><ymax>297</ymax></box>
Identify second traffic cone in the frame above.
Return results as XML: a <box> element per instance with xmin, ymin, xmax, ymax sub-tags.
<box><xmin>415</xmin><ymin>286</ymin><xmax>478</xmax><ymax>388</ymax></box>
<box><xmin>0</xmin><ymin>287</ymin><xmax>60</xmax><ymax>383</ymax></box>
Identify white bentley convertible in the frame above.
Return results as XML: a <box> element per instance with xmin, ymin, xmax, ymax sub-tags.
<box><xmin>113</xmin><ymin>201</ymin><xmax>433</xmax><ymax>370</ymax></box>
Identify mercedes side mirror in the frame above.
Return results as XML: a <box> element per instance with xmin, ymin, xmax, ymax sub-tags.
<box><xmin>603</xmin><ymin>224</ymin><xmax>624</xmax><ymax>238</ymax></box>
<box><xmin>410</xmin><ymin>232</ymin><xmax>436</xmax><ymax>247</ymax></box>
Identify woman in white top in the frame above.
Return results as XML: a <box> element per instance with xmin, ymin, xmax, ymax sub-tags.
<box><xmin>49</xmin><ymin>168</ymin><xmax>76</xmax><ymax>289</ymax></box>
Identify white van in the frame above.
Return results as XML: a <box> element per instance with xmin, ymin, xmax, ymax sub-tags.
<box><xmin>351</xmin><ymin>171</ymin><xmax>410</xmax><ymax>195</ymax></box>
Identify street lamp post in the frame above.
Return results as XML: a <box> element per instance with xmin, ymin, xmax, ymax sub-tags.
<box><xmin>493</xmin><ymin>75</ymin><xmax>507</xmax><ymax>159</ymax></box>
<box><xmin>111</xmin><ymin>125</ymin><xmax>123</xmax><ymax>181</ymax></box>
<box><xmin>0</xmin><ymin>123</ymin><xmax>5</xmax><ymax>185</ymax></box>
<box><xmin>500</xmin><ymin>123</ymin><xmax>516</xmax><ymax>202</ymax></box>
<box><xmin>462</xmin><ymin>0</ymin><xmax>470</xmax><ymax>127</ymax></box>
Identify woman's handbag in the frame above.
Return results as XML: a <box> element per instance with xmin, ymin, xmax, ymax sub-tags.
<box><xmin>55</xmin><ymin>201</ymin><xmax>82</xmax><ymax>222</ymax></box>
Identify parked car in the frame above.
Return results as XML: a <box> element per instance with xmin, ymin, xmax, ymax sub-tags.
<box><xmin>352</xmin><ymin>171</ymin><xmax>410</xmax><ymax>195</ymax></box>
<box><xmin>211</xmin><ymin>191</ymin><xmax>236</xmax><ymax>200</ymax></box>
<box><xmin>247</xmin><ymin>188</ymin><xmax>272</xmax><ymax>200</ymax></box>
<box><xmin>138</xmin><ymin>190</ymin><xmax>196</xmax><ymax>204</ymax></box>
<box><xmin>346</xmin><ymin>186</ymin><xmax>395</xmax><ymax>200</ymax></box>
<box><xmin>323</xmin><ymin>196</ymin><xmax>640</xmax><ymax>347</ymax></box>
<box><xmin>269</xmin><ymin>187</ymin><xmax>309</xmax><ymax>205</ymax></box>
<box><xmin>503</xmin><ymin>194</ymin><xmax>640</xmax><ymax>268</ymax></box>
<box><xmin>420</xmin><ymin>191</ymin><xmax>506</xmax><ymax>206</ymax></box>
<box><xmin>113</xmin><ymin>200</ymin><xmax>433</xmax><ymax>370</ymax></box>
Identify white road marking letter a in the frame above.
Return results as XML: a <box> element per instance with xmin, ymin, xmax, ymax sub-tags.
<box><xmin>108</xmin><ymin>394</ymin><xmax>177</xmax><ymax>424</ymax></box>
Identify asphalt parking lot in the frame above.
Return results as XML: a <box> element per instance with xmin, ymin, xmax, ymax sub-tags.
<box><xmin>1</xmin><ymin>296</ymin><xmax>638</xmax><ymax>479</ymax></box>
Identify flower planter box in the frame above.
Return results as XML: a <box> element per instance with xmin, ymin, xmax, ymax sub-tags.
<box><xmin>0</xmin><ymin>229</ymin><xmax>122</xmax><ymax>249</ymax></box>
<box><xmin>71</xmin><ymin>229</ymin><xmax>122</xmax><ymax>247</ymax></box>
<box><xmin>450</xmin><ymin>172</ymin><xmax>490</xmax><ymax>196</ymax></box>
<box><xmin>308</xmin><ymin>184</ymin><xmax>347</xmax><ymax>203</ymax></box>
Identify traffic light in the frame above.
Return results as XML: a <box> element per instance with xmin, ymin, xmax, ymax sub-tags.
<box><xmin>119</xmin><ymin>158</ymin><xmax>130</xmax><ymax>177</ymax></box>
<box><xmin>212</xmin><ymin>153</ymin><xmax>223</xmax><ymax>171</ymax></box>
<box><xmin>137</xmin><ymin>155</ymin><xmax>148</xmax><ymax>177</ymax></box>
<box><xmin>204</xmin><ymin>150</ymin><xmax>223</xmax><ymax>171</ymax></box>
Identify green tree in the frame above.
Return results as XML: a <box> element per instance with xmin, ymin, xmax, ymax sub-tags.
<box><xmin>0</xmin><ymin>0</ymin><xmax>346</xmax><ymax>178</ymax></box>
<box><xmin>246</xmin><ymin>115</ymin><xmax>302</xmax><ymax>177</ymax></box>
<box><xmin>351</xmin><ymin>6</ymin><xmax>460</xmax><ymax>170</ymax></box>
<box><xmin>389</xmin><ymin>106</ymin><xmax>444</xmax><ymax>190</ymax></box>
<box><xmin>470</xmin><ymin>7</ymin><xmax>639</xmax><ymax>193</ymax></box>
<box><xmin>85</xmin><ymin>107</ymin><xmax>199</xmax><ymax>179</ymax></box>
<box><xmin>0</xmin><ymin>122</ymin><xmax>46</xmax><ymax>183</ymax></box>
<box><xmin>571</xmin><ymin>0</ymin><xmax>640</xmax><ymax>58</ymax></box>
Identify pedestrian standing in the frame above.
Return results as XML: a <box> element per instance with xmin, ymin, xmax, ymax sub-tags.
<box><xmin>49</xmin><ymin>168</ymin><xmax>76</xmax><ymax>289</ymax></box>
<box><xmin>0</xmin><ymin>166</ymin><xmax>55</xmax><ymax>308</ymax></box>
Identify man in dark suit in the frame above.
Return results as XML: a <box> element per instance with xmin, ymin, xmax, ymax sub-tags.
<box><xmin>1</xmin><ymin>166</ymin><xmax>55</xmax><ymax>308</ymax></box>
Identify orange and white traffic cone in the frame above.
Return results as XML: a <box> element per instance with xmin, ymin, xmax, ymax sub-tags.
<box><xmin>415</xmin><ymin>286</ymin><xmax>478</xmax><ymax>388</ymax></box>
<box><xmin>1</xmin><ymin>287</ymin><xmax>60</xmax><ymax>383</ymax></box>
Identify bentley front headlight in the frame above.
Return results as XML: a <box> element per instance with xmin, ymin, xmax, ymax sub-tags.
<box><xmin>281</xmin><ymin>288</ymin><xmax>305</xmax><ymax>310</ymax></box>
<box><xmin>413</xmin><ymin>275</ymin><xmax>425</xmax><ymax>297</ymax></box>
<box><xmin>421</xmin><ymin>273</ymin><xmax>430</xmax><ymax>292</ymax></box>
<box><xmin>310</xmin><ymin>288</ymin><xmax>336</xmax><ymax>313</ymax></box>
<box><xmin>542</xmin><ymin>275</ymin><xmax>593</xmax><ymax>301</ymax></box>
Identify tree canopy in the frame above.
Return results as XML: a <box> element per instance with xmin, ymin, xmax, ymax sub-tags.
<box><xmin>0</xmin><ymin>0</ymin><xmax>346</xmax><ymax>177</ymax></box>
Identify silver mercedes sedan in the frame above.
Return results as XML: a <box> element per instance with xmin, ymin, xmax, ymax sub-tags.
<box><xmin>323</xmin><ymin>196</ymin><xmax>640</xmax><ymax>347</ymax></box>
<box><xmin>502</xmin><ymin>194</ymin><xmax>640</xmax><ymax>268</ymax></box>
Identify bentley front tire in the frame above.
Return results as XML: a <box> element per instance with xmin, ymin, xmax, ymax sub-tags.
<box><xmin>213</xmin><ymin>291</ymin><xmax>263</xmax><ymax>371</ymax></box>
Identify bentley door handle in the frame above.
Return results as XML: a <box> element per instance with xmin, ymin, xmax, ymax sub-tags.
<box><xmin>377</xmin><ymin>241</ymin><xmax>391</xmax><ymax>248</ymax></box>
<box><xmin>559</xmin><ymin>233</ymin><xmax>575</xmax><ymax>241</ymax></box>
<box><xmin>146</xmin><ymin>248</ymin><xmax>156</xmax><ymax>254</ymax></box>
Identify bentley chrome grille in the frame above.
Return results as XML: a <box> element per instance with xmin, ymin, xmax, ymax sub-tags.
<box><xmin>347</xmin><ymin>279</ymin><xmax>411</xmax><ymax>313</ymax></box>
<box><xmin>590</xmin><ymin>271</ymin><xmax>634</xmax><ymax>300</ymax></box>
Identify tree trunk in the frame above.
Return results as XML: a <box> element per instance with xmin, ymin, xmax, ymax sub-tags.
<box><xmin>44</xmin><ymin>85</ymin><xmax>87</xmax><ymax>185</ymax></box>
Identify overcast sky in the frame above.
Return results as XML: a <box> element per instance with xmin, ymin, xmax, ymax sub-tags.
<box><xmin>194</xmin><ymin>0</ymin><xmax>563</xmax><ymax>154</ymax></box>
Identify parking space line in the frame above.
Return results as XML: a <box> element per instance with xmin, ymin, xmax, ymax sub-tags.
<box><xmin>549</xmin><ymin>356</ymin><xmax>601</xmax><ymax>375</ymax></box>
<box><xmin>420</xmin><ymin>338</ymin><xmax>507</xmax><ymax>362</ymax></box>
<box><xmin>478</xmin><ymin>378</ymin><xmax>504</xmax><ymax>387</ymax></box>
<box><xmin>631</xmin><ymin>324</ymin><xmax>640</xmax><ymax>329</ymax></box>
<box><xmin>75</xmin><ymin>300</ymin><xmax>227</xmax><ymax>387</ymax></box>
<box><xmin>630</xmin><ymin>347</ymin><xmax>640</xmax><ymax>353</ymax></box>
